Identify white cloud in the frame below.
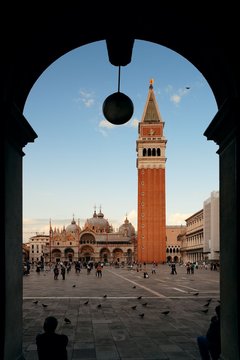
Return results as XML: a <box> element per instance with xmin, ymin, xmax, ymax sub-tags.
<box><xmin>166</xmin><ymin>85</ymin><xmax>191</xmax><ymax>105</ymax></box>
<box><xmin>74</xmin><ymin>89</ymin><xmax>95</xmax><ymax>108</ymax></box>
<box><xmin>170</xmin><ymin>94</ymin><xmax>181</xmax><ymax>104</ymax></box>
<box><xmin>178</xmin><ymin>87</ymin><xmax>190</xmax><ymax>97</ymax></box>
<box><xmin>167</xmin><ymin>213</ymin><xmax>191</xmax><ymax>225</ymax></box>
<box><xmin>97</xmin><ymin>119</ymin><xmax>115</xmax><ymax>136</ymax></box>
<box><xmin>99</xmin><ymin>119</ymin><xmax>115</xmax><ymax>128</ymax></box>
<box><xmin>126</xmin><ymin>209</ymin><xmax>137</xmax><ymax>227</ymax></box>
<box><xmin>165</xmin><ymin>84</ymin><xmax>173</xmax><ymax>93</ymax></box>
<box><xmin>107</xmin><ymin>209</ymin><xmax>137</xmax><ymax>232</ymax></box>
<box><xmin>98</xmin><ymin>117</ymin><xmax>138</xmax><ymax>132</ymax></box>
<box><xmin>129</xmin><ymin>118</ymin><xmax>139</xmax><ymax>128</ymax></box>
<box><xmin>98</xmin><ymin>128</ymin><xmax>108</xmax><ymax>137</ymax></box>
<box><xmin>82</xmin><ymin>98</ymin><xmax>94</xmax><ymax>107</ymax></box>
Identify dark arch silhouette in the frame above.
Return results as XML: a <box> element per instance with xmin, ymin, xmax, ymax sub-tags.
<box><xmin>2</xmin><ymin>5</ymin><xmax>239</xmax><ymax>360</ymax></box>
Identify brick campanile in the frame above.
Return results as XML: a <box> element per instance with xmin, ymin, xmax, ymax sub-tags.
<box><xmin>136</xmin><ymin>80</ymin><xmax>167</xmax><ymax>263</ymax></box>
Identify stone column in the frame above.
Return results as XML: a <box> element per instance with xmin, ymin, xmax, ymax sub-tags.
<box><xmin>204</xmin><ymin>96</ymin><xmax>240</xmax><ymax>360</ymax></box>
<box><xmin>3</xmin><ymin>102</ymin><xmax>37</xmax><ymax>360</ymax></box>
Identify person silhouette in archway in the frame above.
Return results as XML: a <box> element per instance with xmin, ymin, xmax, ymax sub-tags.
<box><xmin>197</xmin><ymin>305</ymin><xmax>221</xmax><ymax>359</ymax></box>
<box><xmin>36</xmin><ymin>316</ymin><xmax>68</xmax><ymax>360</ymax></box>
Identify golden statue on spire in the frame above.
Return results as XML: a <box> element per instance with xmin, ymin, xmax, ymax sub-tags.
<box><xmin>149</xmin><ymin>79</ymin><xmax>154</xmax><ymax>88</ymax></box>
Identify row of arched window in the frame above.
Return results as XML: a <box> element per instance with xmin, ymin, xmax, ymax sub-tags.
<box><xmin>80</xmin><ymin>239</ymin><xmax>96</xmax><ymax>244</ymax></box>
<box><xmin>143</xmin><ymin>148</ymin><xmax>161</xmax><ymax>157</ymax></box>
<box><xmin>167</xmin><ymin>247</ymin><xmax>180</xmax><ymax>253</ymax></box>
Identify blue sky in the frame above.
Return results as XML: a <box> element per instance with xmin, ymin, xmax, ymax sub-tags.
<box><xmin>23</xmin><ymin>40</ymin><xmax>219</xmax><ymax>242</ymax></box>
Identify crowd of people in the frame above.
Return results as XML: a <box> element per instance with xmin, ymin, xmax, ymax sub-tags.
<box><xmin>23</xmin><ymin>259</ymin><xmax>220</xmax><ymax>280</ymax></box>
<box><xmin>49</xmin><ymin>260</ymin><xmax>105</xmax><ymax>279</ymax></box>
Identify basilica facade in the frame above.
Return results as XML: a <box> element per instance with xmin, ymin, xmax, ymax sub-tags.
<box><xmin>37</xmin><ymin>208</ymin><xmax>136</xmax><ymax>265</ymax></box>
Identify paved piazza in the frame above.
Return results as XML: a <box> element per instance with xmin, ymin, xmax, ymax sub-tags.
<box><xmin>23</xmin><ymin>264</ymin><xmax>220</xmax><ymax>359</ymax></box>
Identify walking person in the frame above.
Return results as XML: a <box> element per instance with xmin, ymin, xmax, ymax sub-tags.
<box><xmin>190</xmin><ymin>263</ymin><xmax>195</xmax><ymax>274</ymax></box>
<box><xmin>75</xmin><ymin>260</ymin><xmax>81</xmax><ymax>274</ymax></box>
<box><xmin>26</xmin><ymin>259</ymin><xmax>31</xmax><ymax>275</ymax></box>
<box><xmin>53</xmin><ymin>264</ymin><xmax>59</xmax><ymax>280</ymax></box>
<box><xmin>171</xmin><ymin>262</ymin><xmax>177</xmax><ymax>275</ymax></box>
<box><xmin>61</xmin><ymin>264</ymin><xmax>66</xmax><ymax>280</ymax></box>
<box><xmin>87</xmin><ymin>263</ymin><xmax>91</xmax><ymax>275</ymax></box>
<box><xmin>143</xmin><ymin>262</ymin><xmax>147</xmax><ymax>272</ymax></box>
<box><xmin>151</xmin><ymin>262</ymin><xmax>156</xmax><ymax>274</ymax></box>
<box><xmin>96</xmin><ymin>262</ymin><xmax>102</xmax><ymax>277</ymax></box>
<box><xmin>95</xmin><ymin>262</ymin><xmax>98</xmax><ymax>276</ymax></box>
<box><xmin>66</xmin><ymin>262</ymin><xmax>71</xmax><ymax>273</ymax></box>
<box><xmin>36</xmin><ymin>262</ymin><xmax>41</xmax><ymax>273</ymax></box>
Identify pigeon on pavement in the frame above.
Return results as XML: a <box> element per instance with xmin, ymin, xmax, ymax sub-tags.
<box><xmin>204</xmin><ymin>302</ymin><xmax>211</xmax><ymax>307</ymax></box>
<box><xmin>64</xmin><ymin>317</ymin><xmax>71</xmax><ymax>324</ymax></box>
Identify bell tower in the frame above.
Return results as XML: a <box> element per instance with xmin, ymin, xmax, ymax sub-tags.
<box><xmin>136</xmin><ymin>80</ymin><xmax>167</xmax><ymax>263</ymax></box>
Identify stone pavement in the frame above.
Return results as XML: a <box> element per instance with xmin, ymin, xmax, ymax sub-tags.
<box><xmin>23</xmin><ymin>263</ymin><xmax>220</xmax><ymax>359</ymax></box>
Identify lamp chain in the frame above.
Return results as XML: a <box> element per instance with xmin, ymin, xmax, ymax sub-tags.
<box><xmin>118</xmin><ymin>66</ymin><xmax>121</xmax><ymax>92</ymax></box>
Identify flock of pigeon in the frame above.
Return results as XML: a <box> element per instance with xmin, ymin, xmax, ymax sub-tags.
<box><xmin>32</xmin><ymin>283</ymin><xmax>220</xmax><ymax>324</ymax></box>
<box><xmin>32</xmin><ymin>284</ymin><xmax>172</xmax><ymax>323</ymax></box>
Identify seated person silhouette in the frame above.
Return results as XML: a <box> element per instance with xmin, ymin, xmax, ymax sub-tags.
<box><xmin>36</xmin><ymin>316</ymin><xmax>68</xmax><ymax>360</ymax></box>
<box><xmin>197</xmin><ymin>305</ymin><xmax>221</xmax><ymax>360</ymax></box>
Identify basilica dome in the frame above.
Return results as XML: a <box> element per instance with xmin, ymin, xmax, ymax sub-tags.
<box><xmin>85</xmin><ymin>209</ymin><xmax>110</xmax><ymax>232</ymax></box>
<box><xmin>119</xmin><ymin>216</ymin><xmax>135</xmax><ymax>237</ymax></box>
<box><xmin>66</xmin><ymin>217</ymin><xmax>81</xmax><ymax>233</ymax></box>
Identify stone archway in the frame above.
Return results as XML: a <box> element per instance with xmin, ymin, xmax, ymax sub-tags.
<box><xmin>2</xmin><ymin>7</ymin><xmax>239</xmax><ymax>360</ymax></box>
<box><xmin>64</xmin><ymin>247</ymin><xmax>74</xmax><ymax>262</ymax></box>
<box><xmin>79</xmin><ymin>245</ymin><xmax>94</xmax><ymax>263</ymax></box>
<box><xmin>80</xmin><ymin>233</ymin><xmax>96</xmax><ymax>244</ymax></box>
<box><xmin>127</xmin><ymin>249</ymin><xmax>133</xmax><ymax>264</ymax></box>
<box><xmin>112</xmin><ymin>248</ymin><xmax>124</xmax><ymax>264</ymax></box>
<box><xmin>100</xmin><ymin>248</ymin><xmax>111</xmax><ymax>264</ymax></box>
<box><xmin>51</xmin><ymin>249</ymin><xmax>62</xmax><ymax>262</ymax></box>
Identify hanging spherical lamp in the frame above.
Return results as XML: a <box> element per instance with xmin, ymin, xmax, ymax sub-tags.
<box><xmin>102</xmin><ymin>91</ymin><xmax>134</xmax><ymax>125</ymax></box>
<box><xmin>102</xmin><ymin>66</ymin><xmax>134</xmax><ymax>125</ymax></box>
